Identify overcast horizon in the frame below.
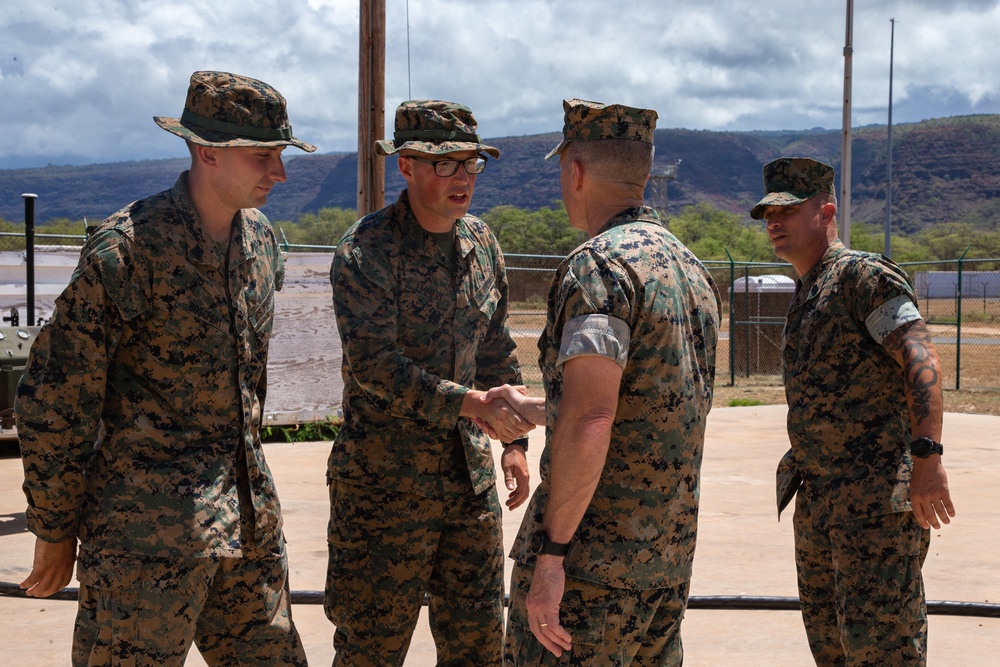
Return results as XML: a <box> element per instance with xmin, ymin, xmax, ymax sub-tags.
<box><xmin>4</xmin><ymin>1</ymin><xmax>1000</xmax><ymax>170</ymax></box>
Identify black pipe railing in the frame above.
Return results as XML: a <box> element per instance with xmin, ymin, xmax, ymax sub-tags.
<box><xmin>1</xmin><ymin>581</ymin><xmax>998</xmax><ymax>618</ymax></box>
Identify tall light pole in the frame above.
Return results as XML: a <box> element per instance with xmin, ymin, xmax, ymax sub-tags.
<box><xmin>841</xmin><ymin>0</ymin><xmax>854</xmax><ymax>248</ymax></box>
<box><xmin>885</xmin><ymin>18</ymin><xmax>895</xmax><ymax>257</ymax></box>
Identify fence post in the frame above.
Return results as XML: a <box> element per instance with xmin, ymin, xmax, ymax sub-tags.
<box><xmin>955</xmin><ymin>247</ymin><xmax>970</xmax><ymax>391</ymax></box>
<box><xmin>725</xmin><ymin>249</ymin><xmax>736</xmax><ymax>386</ymax></box>
<box><xmin>22</xmin><ymin>193</ymin><xmax>37</xmax><ymax>327</ymax></box>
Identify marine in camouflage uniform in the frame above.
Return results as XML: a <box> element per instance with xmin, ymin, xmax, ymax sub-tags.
<box><xmin>16</xmin><ymin>71</ymin><xmax>315</xmax><ymax>666</ymax></box>
<box><xmin>327</xmin><ymin>100</ymin><xmax>533</xmax><ymax>666</ymax></box>
<box><xmin>503</xmin><ymin>99</ymin><xmax>721</xmax><ymax>666</ymax></box>
<box><xmin>752</xmin><ymin>157</ymin><xmax>956</xmax><ymax>666</ymax></box>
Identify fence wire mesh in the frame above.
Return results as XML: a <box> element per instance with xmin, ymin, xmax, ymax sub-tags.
<box><xmin>3</xmin><ymin>227</ymin><xmax>999</xmax><ymax>394</ymax></box>
<box><xmin>505</xmin><ymin>254</ymin><xmax>1000</xmax><ymax>394</ymax></box>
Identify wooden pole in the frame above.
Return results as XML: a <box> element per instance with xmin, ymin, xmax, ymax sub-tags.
<box><xmin>840</xmin><ymin>0</ymin><xmax>854</xmax><ymax>248</ymax></box>
<box><xmin>358</xmin><ymin>0</ymin><xmax>385</xmax><ymax>217</ymax></box>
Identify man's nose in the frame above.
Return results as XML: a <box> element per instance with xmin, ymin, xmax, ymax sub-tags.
<box><xmin>270</xmin><ymin>155</ymin><xmax>287</xmax><ymax>183</ymax></box>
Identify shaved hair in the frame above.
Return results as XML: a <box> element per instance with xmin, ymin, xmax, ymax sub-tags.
<box><xmin>563</xmin><ymin>139</ymin><xmax>654</xmax><ymax>188</ymax></box>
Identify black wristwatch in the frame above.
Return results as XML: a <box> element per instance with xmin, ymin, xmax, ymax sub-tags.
<box><xmin>910</xmin><ymin>436</ymin><xmax>944</xmax><ymax>458</ymax></box>
<box><xmin>530</xmin><ymin>530</ymin><xmax>570</xmax><ymax>557</ymax></box>
<box><xmin>502</xmin><ymin>436</ymin><xmax>529</xmax><ymax>452</ymax></box>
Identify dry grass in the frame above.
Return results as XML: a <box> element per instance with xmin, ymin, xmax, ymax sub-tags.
<box><xmin>712</xmin><ymin>380</ymin><xmax>1000</xmax><ymax>416</ymax></box>
<box><xmin>509</xmin><ymin>306</ymin><xmax>1000</xmax><ymax>417</ymax></box>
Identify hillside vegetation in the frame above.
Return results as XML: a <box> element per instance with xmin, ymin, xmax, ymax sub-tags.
<box><xmin>5</xmin><ymin>115</ymin><xmax>1000</xmax><ymax>239</ymax></box>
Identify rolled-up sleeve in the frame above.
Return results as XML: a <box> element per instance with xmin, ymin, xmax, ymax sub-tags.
<box><xmin>557</xmin><ymin>313</ymin><xmax>630</xmax><ymax>369</ymax></box>
<box><xmin>865</xmin><ymin>294</ymin><xmax>921</xmax><ymax>344</ymax></box>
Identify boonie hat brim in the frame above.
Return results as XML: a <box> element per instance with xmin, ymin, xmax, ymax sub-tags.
<box><xmin>375</xmin><ymin>139</ymin><xmax>500</xmax><ymax>159</ymax></box>
<box><xmin>154</xmin><ymin>116</ymin><xmax>317</xmax><ymax>153</ymax></box>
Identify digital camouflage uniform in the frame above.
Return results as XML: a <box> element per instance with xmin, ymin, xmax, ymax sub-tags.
<box><xmin>755</xmin><ymin>158</ymin><xmax>932</xmax><ymax>666</ymax></box>
<box><xmin>327</xmin><ymin>100</ymin><xmax>523</xmax><ymax>667</ymax></box>
<box><xmin>506</xmin><ymin>199</ymin><xmax>721</xmax><ymax>663</ymax></box>
<box><xmin>781</xmin><ymin>241</ymin><xmax>929</xmax><ymax>665</ymax></box>
<box><xmin>17</xmin><ymin>71</ymin><xmax>311</xmax><ymax>667</ymax></box>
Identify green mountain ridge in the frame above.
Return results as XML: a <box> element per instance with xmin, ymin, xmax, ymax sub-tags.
<box><xmin>3</xmin><ymin>115</ymin><xmax>1000</xmax><ymax>234</ymax></box>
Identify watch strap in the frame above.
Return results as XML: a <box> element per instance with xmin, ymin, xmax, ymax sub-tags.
<box><xmin>910</xmin><ymin>436</ymin><xmax>944</xmax><ymax>458</ymax></box>
<box><xmin>540</xmin><ymin>532</ymin><xmax>570</xmax><ymax>556</ymax></box>
<box><xmin>502</xmin><ymin>436</ymin><xmax>529</xmax><ymax>451</ymax></box>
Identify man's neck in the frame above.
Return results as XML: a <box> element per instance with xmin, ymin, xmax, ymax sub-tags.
<box><xmin>188</xmin><ymin>176</ymin><xmax>237</xmax><ymax>243</ymax></box>
<box><xmin>581</xmin><ymin>197</ymin><xmax>645</xmax><ymax>237</ymax></box>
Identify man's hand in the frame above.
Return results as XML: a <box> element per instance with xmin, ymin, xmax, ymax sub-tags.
<box><xmin>526</xmin><ymin>554</ymin><xmax>572</xmax><ymax>656</ymax></box>
<box><xmin>501</xmin><ymin>444</ymin><xmax>530</xmax><ymax>509</ymax></box>
<box><xmin>461</xmin><ymin>390</ymin><xmax>534</xmax><ymax>442</ymax></box>
<box><xmin>20</xmin><ymin>536</ymin><xmax>77</xmax><ymax>598</ymax></box>
<box><xmin>481</xmin><ymin>385</ymin><xmax>546</xmax><ymax>426</ymax></box>
<box><xmin>910</xmin><ymin>456</ymin><xmax>956</xmax><ymax>529</ymax></box>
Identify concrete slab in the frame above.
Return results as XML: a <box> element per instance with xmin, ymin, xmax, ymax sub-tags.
<box><xmin>1</xmin><ymin>405</ymin><xmax>998</xmax><ymax>665</ymax></box>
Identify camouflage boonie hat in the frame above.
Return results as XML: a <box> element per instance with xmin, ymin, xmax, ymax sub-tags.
<box><xmin>545</xmin><ymin>98</ymin><xmax>658</xmax><ymax>160</ymax></box>
<box><xmin>750</xmin><ymin>157</ymin><xmax>835</xmax><ymax>219</ymax></box>
<box><xmin>154</xmin><ymin>71</ymin><xmax>316</xmax><ymax>152</ymax></box>
<box><xmin>375</xmin><ymin>100</ymin><xmax>500</xmax><ymax>159</ymax></box>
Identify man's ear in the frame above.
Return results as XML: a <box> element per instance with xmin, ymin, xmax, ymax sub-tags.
<box><xmin>571</xmin><ymin>158</ymin><xmax>585</xmax><ymax>193</ymax></box>
<box><xmin>397</xmin><ymin>155</ymin><xmax>414</xmax><ymax>183</ymax></box>
<box><xmin>820</xmin><ymin>201</ymin><xmax>837</xmax><ymax>221</ymax></box>
<box><xmin>193</xmin><ymin>144</ymin><xmax>218</xmax><ymax>168</ymax></box>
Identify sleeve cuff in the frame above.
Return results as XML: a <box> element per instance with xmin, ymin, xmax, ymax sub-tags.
<box><xmin>556</xmin><ymin>314</ymin><xmax>630</xmax><ymax>369</ymax></box>
<box><xmin>503</xmin><ymin>436</ymin><xmax>529</xmax><ymax>451</ymax></box>
<box><xmin>25</xmin><ymin>506</ymin><xmax>79</xmax><ymax>544</ymax></box>
<box><xmin>865</xmin><ymin>294</ymin><xmax>921</xmax><ymax>344</ymax></box>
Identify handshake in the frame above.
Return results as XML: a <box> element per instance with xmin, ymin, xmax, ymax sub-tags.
<box><xmin>464</xmin><ymin>384</ymin><xmax>546</xmax><ymax>444</ymax></box>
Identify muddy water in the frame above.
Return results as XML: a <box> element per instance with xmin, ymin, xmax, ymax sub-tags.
<box><xmin>268</xmin><ymin>259</ymin><xmax>343</xmax><ymax>421</ymax></box>
<box><xmin>0</xmin><ymin>251</ymin><xmax>344</xmax><ymax>425</ymax></box>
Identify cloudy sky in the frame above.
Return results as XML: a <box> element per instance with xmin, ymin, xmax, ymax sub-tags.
<box><xmin>2</xmin><ymin>0</ymin><xmax>1000</xmax><ymax>169</ymax></box>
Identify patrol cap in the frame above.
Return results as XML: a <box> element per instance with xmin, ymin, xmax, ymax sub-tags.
<box><xmin>750</xmin><ymin>157</ymin><xmax>835</xmax><ymax>219</ymax></box>
<box><xmin>154</xmin><ymin>70</ymin><xmax>316</xmax><ymax>152</ymax></box>
<box><xmin>375</xmin><ymin>100</ymin><xmax>500</xmax><ymax>159</ymax></box>
<box><xmin>545</xmin><ymin>98</ymin><xmax>658</xmax><ymax>160</ymax></box>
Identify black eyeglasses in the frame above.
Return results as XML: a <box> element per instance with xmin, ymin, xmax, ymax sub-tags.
<box><xmin>404</xmin><ymin>154</ymin><xmax>487</xmax><ymax>177</ymax></box>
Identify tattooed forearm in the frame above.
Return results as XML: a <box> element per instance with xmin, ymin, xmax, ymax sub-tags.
<box><xmin>885</xmin><ymin>321</ymin><xmax>939</xmax><ymax>425</ymax></box>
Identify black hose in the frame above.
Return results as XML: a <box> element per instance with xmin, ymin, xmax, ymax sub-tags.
<box><xmin>2</xmin><ymin>582</ymin><xmax>998</xmax><ymax>618</ymax></box>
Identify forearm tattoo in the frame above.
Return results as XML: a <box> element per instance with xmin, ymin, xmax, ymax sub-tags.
<box><xmin>884</xmin><ymin>322</ymin><xmax>938</xmax><ymax>424</ymax></box>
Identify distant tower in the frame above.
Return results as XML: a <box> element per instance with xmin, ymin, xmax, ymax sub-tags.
<box><xmin>647</xmin><ymin>159</ymin><xmax>681</xmax><ymax>224</ymax></box>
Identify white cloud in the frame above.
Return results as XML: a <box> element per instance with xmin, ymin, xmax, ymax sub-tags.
<box><xmin>2</xmin><ymin>0</ymin><xmax>1000</xmax><ymax>167</ymax></box>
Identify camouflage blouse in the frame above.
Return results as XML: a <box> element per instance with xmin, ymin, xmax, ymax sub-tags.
<box><xmin>329</xmin><ymin>190</ymin><xmax>523</xmax><ymax>498</ymax></box>
<box><xmin>17</xmin><ymin>173</ymin><xmax>284</xmax><ymax>557</ymax></box>
<box><xmin>510</xmin><ymin>206</ymin><xmax>721</xmax><ymax>590</ymax></box>
<box><xmin>782</xmin><ymin>241</ymin><xmax>920</xmax><ymax>527</ymax></box>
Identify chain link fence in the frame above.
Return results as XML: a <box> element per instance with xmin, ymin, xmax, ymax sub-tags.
<box><xmin>903</xmin><ymin>258</ymin><xmax>1000</xmax><ymax>391</ymax></box>
<box><xmin>2</xmin><ymin>207</ymin><xmax>998</xmax><ymax>395</ymax></box>
<box><xmin>505</xmin><ymin>254</ymin><xmax>1000</xmax><ymax>394</ymax></box>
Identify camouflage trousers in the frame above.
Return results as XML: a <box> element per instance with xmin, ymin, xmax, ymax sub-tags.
<box><xmin>504</xmin><ymin>563</ymin><xmax>689</xmax><ymax>666</ymax></box>
<box><xmin>72</xmin><ymin>534</ymin><xmax>306</xmax><ymax>667</ymax></box>
<box><xmin>325</xmin><ymin>477</ymin><xmax>505</xmax><ymax>667</ymax></box>
<box><xmin>793</xmin><ymin>489</ymin><xmax>930</xmax><ymax>667</ymax></box>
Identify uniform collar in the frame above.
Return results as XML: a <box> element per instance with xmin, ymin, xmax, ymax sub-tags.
<box><xmin>596</xmin><ymin>205</ymin><xmax>662</xmax><ymax>236</ymax></box>
<box><xmin>172</xmin><ymin>172</ymin><xmax>255</xmax><ymax>269</ymax></box>
<box><xmin>396</xmin><ymin>189</ymin><xmax>473</xmax><ymax>260</ymax></box>
<box><xmin>799</xmin><ymin>239</ymin><xmax>846</xmax><ymax>287</ymax></box>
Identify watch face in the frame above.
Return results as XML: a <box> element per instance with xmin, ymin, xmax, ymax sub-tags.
<box><xmin>529</xmin><ymin>531</ymin><xmax>543</xmax><ymax>555</ymax></box>
<box><xmin>911</xmin><ymin>437</ymin><xmax>941</xmax><ymax>457</ymax></box>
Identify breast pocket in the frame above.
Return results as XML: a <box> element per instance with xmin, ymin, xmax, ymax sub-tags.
<box><xmin>248</xmin><ymin>285</ymin><xmax>275</xmax><ymax>343</ymax></box>
<box><xmin>462</xmin><ymin>274</ymin><xmax>500</xmax><ymax>344</ymax></box>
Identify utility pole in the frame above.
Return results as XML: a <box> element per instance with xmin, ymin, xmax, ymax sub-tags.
<box><xmin>885</xmin><ymin>18</ymin><xmax>895</xmax><ymax>257</ymax></box>
<box><xmin>841</xmin><ymin>0</ymin><xmax>854</xmax><ymax>248</ymax></box>
<box><xmin>357</xmin><ymin>0</ymin><xmax>385</xmax><ymax>217</ymax></box>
